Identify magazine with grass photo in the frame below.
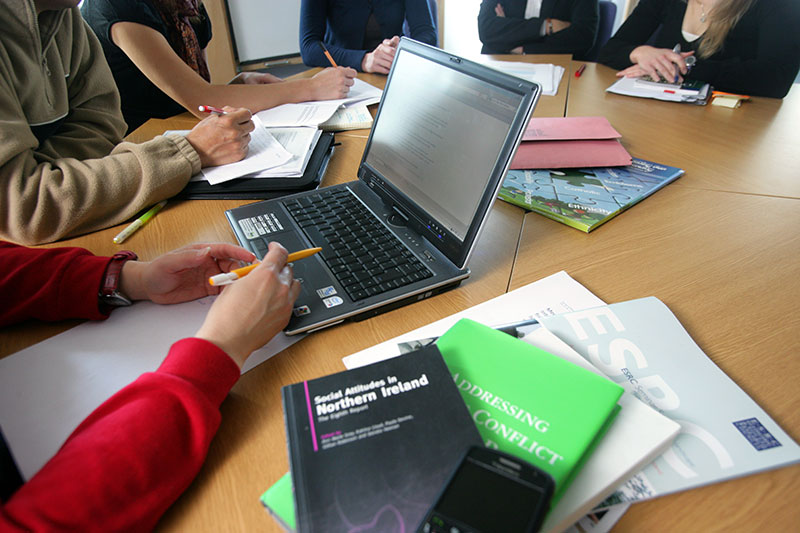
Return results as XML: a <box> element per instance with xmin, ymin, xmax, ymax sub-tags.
<box><xmin>498</xmin><ymin>158</ymin><xmax>684</xmax><ymax>232</ymax></box>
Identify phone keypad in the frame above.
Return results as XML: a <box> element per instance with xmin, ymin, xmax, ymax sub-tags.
<box><xmin>420</xmin><ymin>513</ymin><xmax>472</xmax><ymax>533</ymax></box>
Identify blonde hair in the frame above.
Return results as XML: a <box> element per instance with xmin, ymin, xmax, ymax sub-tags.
<box><xmin>696</xmin><ymin>0</ymin><xmax>756</xmax><ymax>58</ymax></box>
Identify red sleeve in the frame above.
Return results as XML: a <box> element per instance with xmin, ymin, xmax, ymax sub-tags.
<box><xmin>0</xmin><ymin>337</ymin><xmax>240</xmax><ymax>531</ymax></box>
<box><xmin>0</xmin><ymin>242</ymin><xmax>112</xmax><ymax>326</ymax></box>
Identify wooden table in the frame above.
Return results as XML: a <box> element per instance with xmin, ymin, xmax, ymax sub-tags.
<box><xmin>0</xmin><ymin>56</ymin><xmax>566</xmax><ymax>530</ymax></box>
<box><xmin>3</xmin><ymin>56</ymin><xmax>797</xmax><ymax>531</ymax></box>
<box><xmin>565</xmin><ymin>62</ymin><xmax>800</xmax><ymax>198</ymax></box>
<box><xmin>509</xmin><ymin>62</ymin><xmax>800</xmax><ymax>531</ymax></box>
<box><xmin>155</xmin><ymin>58</ymin><xmax>573</xmax><ymax>531</ymax></box>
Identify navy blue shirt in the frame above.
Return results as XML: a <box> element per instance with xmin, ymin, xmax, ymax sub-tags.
<box><xmin>300</xmin><ymin>0</ymin><xmax>437</xmax><ymax>71</ymax></box>
<box><xmin>81</xmin><ymin>0</ymin><xmax>212</xmax><ymax>132</ymax></box>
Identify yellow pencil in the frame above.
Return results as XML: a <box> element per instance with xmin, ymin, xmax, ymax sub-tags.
<box><xmin>319</xmin><ymin>41</ymin><xmax>338</xmax><ymax>67</ymax></box>
<box><xmin>208</xmin><ymin>247</ymin><xmax>322</xmax><ymax>286</ymax></box>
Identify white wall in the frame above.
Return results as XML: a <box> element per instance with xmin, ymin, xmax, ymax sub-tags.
<box><xmin>442</xmin><ymin>0</ymin><xmax>483</xmax><ymax>56</ymax></box>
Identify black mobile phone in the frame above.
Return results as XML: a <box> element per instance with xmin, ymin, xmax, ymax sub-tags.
<box><xmin>417</xmin><ymin>446</ymin><xmax>555</xmax><ymax>533</ymax></box>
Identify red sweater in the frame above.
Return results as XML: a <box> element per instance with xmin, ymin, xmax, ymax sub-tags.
<box><xmin>0</xmin><ymin>242</ymin><xmax>240</xmax><ymax>531</ymax></box>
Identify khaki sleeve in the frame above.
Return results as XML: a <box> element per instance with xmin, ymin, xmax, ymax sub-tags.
<box><xmin>0</xmin><ymin>11</ymin><xmax>201</xmax><ymax>245</ymax></box>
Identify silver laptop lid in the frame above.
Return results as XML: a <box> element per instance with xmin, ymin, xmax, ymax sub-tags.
<box><xmin>358</xmin><ymin>38</ymin><xmax>540</xmax><ymax>269</ymax></box>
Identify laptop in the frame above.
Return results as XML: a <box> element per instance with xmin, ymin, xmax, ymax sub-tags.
<box><xmin>226</xmin><ymin>38</ymin><xmax>540</xmax><ymax>335</ymax></box>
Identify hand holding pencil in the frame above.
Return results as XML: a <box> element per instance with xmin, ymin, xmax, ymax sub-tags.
<box><xmin>195</xmin><ymin>242</ymin><xmax>303</xmax><ymax>367</ymax></box>
<box><xmin>315</xmin><ymin>42</ymin><xmax>357</xmax><ymax>99</ymax></box>
<box><xmin>185</xmin><ymin>106</ymin><xmax>254</xmax><ymax>168</ymax></box>
<box><xmin>118</xmin><ymin>243</ymin><xmax>258</xmax><ymax>305</ymax></box>
<box><xmin>209</xmin><ymin>247</ymin><xmax>321</xmax><ymax>286</ymax></box>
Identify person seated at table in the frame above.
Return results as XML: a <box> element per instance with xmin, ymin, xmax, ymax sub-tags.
<box><xmin>477</xmin><ymin>0</ymin><xmax>599</xmax><ymax>57</ymax></box>
<box><xmin>1</xmin><ymin>0</ymin><xmax>255</xmax><ymax>246</ymax></box>
<box><xmin>0</xmin><ymin>240</ymin><xmax>300</xmax><ymax>530</ymax></box>
<box><xmin>299</xmin><ymin>0</ymin><xmax>437</xmax><ymax>74</ymax></box>
<box><xmin>81</xmin><ymin>0</ymin><xmax>357</xmax><ymax>133</ymax></box>
<box><xmin>597</xmin><ymin>0</ymin><xmax>800</xmax><ymax>98</ymax></box>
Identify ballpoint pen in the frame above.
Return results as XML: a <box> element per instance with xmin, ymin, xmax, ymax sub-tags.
<box><xmin>198</xmin><ymin>105</ymin><xmax>227</xmax><ymax>115</ymax></box>
<box><xmin>672</xmin><ymin>44</ymin><xmax>682</xmax><ymax>82</ymax></box>
<box><xmin>491</xmin><ymin>317</ymin><xmax>540</xmax><ymax>338</ymax></box>
<box><xmin>113</xmin><ymin>201</ymin><xmax>167</xmax><ymax>244</ymax></box>
<box><xmin>574</xmin><ymin>64</ymin><xmax>586</xmax><ymax>78</ymax></box>
<box><xmin>396</xmin><ymin>318</ymin><xmax>540</xmax><ymax>353</ymax></box>
<box><xmin>319</xmin><ymin>42</ymin><xmax>338</xmax><ymax>68</ymax></box>
<box><xmin>208</xmin><ymin>247</ymin><xmax>323</xmax><ymax>286</ymax></box>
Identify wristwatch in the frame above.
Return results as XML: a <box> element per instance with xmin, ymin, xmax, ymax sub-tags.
<box><xmin>99</xmin><ymin>250</ymin><xmax>138</xmax><ymax>311</ymax></box>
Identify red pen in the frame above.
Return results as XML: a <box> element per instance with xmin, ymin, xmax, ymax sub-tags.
<box><xmin>574</xmin><ymin>64</ymin><xmax>586</xmax><ymax>77</ymax></box>
<box><xmin>198</xmin><ymin>105</ymin><xmax>227</xmax><ymax>115</ymax></box>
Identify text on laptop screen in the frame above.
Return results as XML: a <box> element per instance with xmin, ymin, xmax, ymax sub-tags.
<box><xmin>365</xmin><ymin>51</ymin><xmax>524</xmax><ymax>241</ymax></box>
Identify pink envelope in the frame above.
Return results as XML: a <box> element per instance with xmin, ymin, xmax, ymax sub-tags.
<box><xmin>522</xmin><ymin>116</ymin><xmax>622</xmax><ymax>141</ymax></box>
<box><xmin>512</xmin><ymin>116</ymin><xmax>632</xmax><ymax>169</ymax></box>
<box><xmin>511</xmin><ymin>139</ymin><xmax>632</xmax><ymax>169</ymax></box>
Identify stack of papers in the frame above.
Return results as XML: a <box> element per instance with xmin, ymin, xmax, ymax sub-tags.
<box><xmin>480</xmin><ymin>60</ymin><xmax>565</xmax><ymax>96</ymax></box>
<box><xmin>199</xmin><ymin>116</ymin><xmax>292</xmax><ymax>185</ymax></box>
<box><xmin>607</xmin><ymin>76</ymin><xmax>711</xmax><ymax>105</ymax></box>
<box><xmin>339</xmin><ymin>273</ymin><xmax>679</xmax><ymax>533</ymax></box>
<box><xmin>255</xmin><ymin>78</ymin><xmax>382</xmax><ymax>127</ymax></box>
<box><xmin>319</xmin><ymin>103</ymin><xmax>374</xmax><ymax>131</ymax></box>
<box><xmin>181</xmin><ymin>79</ymin><xmax>383</xmax><ymax>186</ymax></box>
<box><xmin>177</xmin><ymin>123</ymin><xmax>322</xmax><ymax>185</ymax></box>
<box><xmin>249</xmin><ymin>127</ymin><xmax>322</xmax><ymax>178</ymax></box>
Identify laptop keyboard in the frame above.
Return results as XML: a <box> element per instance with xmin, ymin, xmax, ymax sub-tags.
<box><xmin>282</xmin><ymin>189</ymin><xmax>433</xmax><ymax>301</ymax></box>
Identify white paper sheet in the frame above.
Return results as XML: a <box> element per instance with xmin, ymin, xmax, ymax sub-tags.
<box><xmin>248</xmin><ymin>127</ymin><xmax>322</xmax><ymax>178</ymax></box>
<box><xmin>606</xmin><ymin>76</ymin><xmax>710</xmax><ymax>103</ymax></box>
<box><xmin>322</xmin><ymin>78</ymin><xmax>383</xmax><ymax>108</ymax></box>
<box><xmin>256</xmin><ymin>102</ymin><xmax>342</xmax><ymax>128</ymax></box>
<box><xmin>200</xmin><ymin>116</ymin><xmax>292</xmax><ymax>185</ymax></box>
<box><xmin>0</xmin><ymin>296</ymin><xmax>304</xmax><ymax>480</ymax></box>
<box><xmin>342</xmin><ymin>271</ymin><xmax>604</xmax><ymax>370</ymax></box>
<box><xmin>479</xmin><ymin>60</ymin><xmax>565</xmax><ymax>96</ymax></box>
<box><xmin>255</xmin><ymin>79</ymin><xmax>383</xmax><ymax>127</ymax></box>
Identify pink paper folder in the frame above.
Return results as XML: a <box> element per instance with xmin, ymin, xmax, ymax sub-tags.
<box><xmin>511</xmin><ymin>116</ymin><xmax>632</xmax><ymax>169</ymax></box>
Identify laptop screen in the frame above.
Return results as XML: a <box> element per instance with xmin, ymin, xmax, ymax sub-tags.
<box><xmin>360</xmin><ymin>39</ymin><xmax>538</xmax><ymax>268</ymax></box>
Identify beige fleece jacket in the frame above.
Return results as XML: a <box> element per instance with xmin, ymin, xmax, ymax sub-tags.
<box><xmin>0</xmin><ymin>1</ymin><xmax>201</xmax><ymax>245</ymax></box>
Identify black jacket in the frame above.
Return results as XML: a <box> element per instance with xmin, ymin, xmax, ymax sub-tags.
<box><xmin>598</xmin><ymin>0</ymin><xmax>800</xmax><ymax>98</ymax></box>
<box><xmin>478</xmin><ymin>0</ymin><xmax>599</xmax><ymax>58</ymax></box>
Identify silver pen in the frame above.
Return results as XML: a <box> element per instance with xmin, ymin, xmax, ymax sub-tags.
<box><xmin>672</xmin><ymin>44</ymin><xmax>681</xmax><ymax>82</ymax></box>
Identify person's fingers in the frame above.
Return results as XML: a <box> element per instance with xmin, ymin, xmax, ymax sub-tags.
<box><xmin>289</xmin><ymin>279</ymin><xmax>302</xmax><ymax>303</ymax></box>
<box><xmin>152</xmin><ymin>246</ymin><xmax>211</xmax><ymax>275</ymax></box>
<box><xmin>659</xmin><ymin>56</ymin><xmax>678</xmax><ymax>80</ymax></box>
<box><xmin>277</xmin><ymin>265</ymin><xmax>293</xmax><ymax>287</ymax></box>
<box><xmin>221</xmin><ymin>106</ymin><xmax>253</xmax><ymax>126</ymax></box>
<box><xmin>261</xmin><ymin>242</ymin><xmax>289</xmax><ymax>272</ymax></box>
<box><xmin>202</xmin><ymin>243</ymin><xmax>257</xmax><ymax>263</ymax></box>
<box><xmin>238</xmin><ymin>117</ymin><xmax>255</xmax><ymax>135</ymax></box>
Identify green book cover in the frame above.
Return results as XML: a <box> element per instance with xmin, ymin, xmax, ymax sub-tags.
<box><xmin>435</xmin><ymin>319</ymin><xmax>624</xmax><ymax>504</ymax></box>
<box><xmin>260</xmin><ymin>472</ymin><xmax>296</xmax><ymax>532</ymax></box>
<box><xmin>498</xmin><ymin>158</ymin><xmax>684</xmax><ymax>232</ymax></box>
